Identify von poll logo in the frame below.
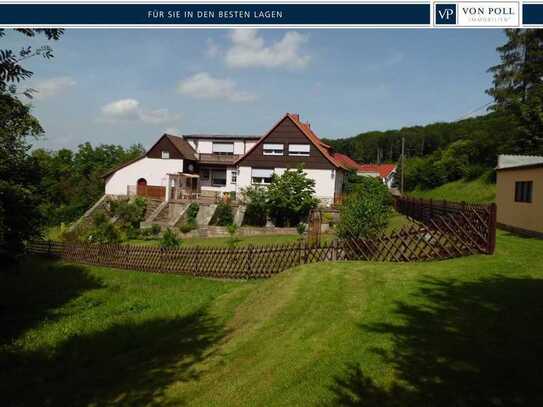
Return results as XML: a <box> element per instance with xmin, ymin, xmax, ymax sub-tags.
<box><xmin>435</xmin><ymin>2</ymin><xmax>519</xmax><ymax>27</ymax></box>
<box><xmin>436</xmin><ymin>4</ymin><xmax>457</xmax><ymax>24</ymax></box>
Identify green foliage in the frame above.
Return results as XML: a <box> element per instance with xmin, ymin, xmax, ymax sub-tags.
<box><xmin>226</xmin><ymin>223</ymin><xmax>239</xmax><ymax>249</ymax></box>
<box><xmin>212</xmin><ymin>202</ymin><xmax>234</xmax><ymax>226</ymax></box>
<box><xmin>296</xmin><ymin>223</ymin><xmax>306</xmax><ymax>236</ymax></box>
<box><xmin>33</xmin><ymin>143</ymin><xmax>145</xmax><ymax>226</ymax></box>
<box><xmin>186</xmin><ymin>203</ymin><xmax>199</xmax><ymax>223</ymax></box>
<box><xmin>0</xmin><ymin>94</ymin><xmax>45</xmax><ymax>260</ymax></box>
<box><xmin>266</xmin><ymin>167</ymin><xmax>319</xmax><ymax>227</ymax></box>
<box><xmin>241</xmin><ymin>186</ymin><xmax>269</xmax><ymax>226</ymax></box>
<box><xmin>178</xmin><ymin>222</ymin><xmax>196</xmax><ymax>234</ymax></box>
<box><xmin>337</xmin><ymin>177</ymin><xmax>392</xmax><ymax>239</ymax></box>
<box><xmin>160</xmin><ymin>228</ymin><xmax>181</xmax><ymax>248</ymax></box>
<box><xmin>87</xmin><ymin>211</ymin><xmax>121</xmax><ymax>244</ymax></box>
<box><xmin>111</xmin><ymin>198</ymin><xmax>147</xmax><ymax>229</ymax></box>
<box><xmin>487</xmin><ymin>29</ymin><xmax>543</xmax><ymax>156</ymax></box>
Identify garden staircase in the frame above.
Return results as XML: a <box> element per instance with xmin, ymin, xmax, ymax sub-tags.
<box><xmin>233</xmin><ymin>205</ymin><xmax>246</xmax><ymax>226</ymax></box>
<box><xmin>196</xmin><ymin>204</ymin><xmax>217</xmax><ymax>226</ymax></box>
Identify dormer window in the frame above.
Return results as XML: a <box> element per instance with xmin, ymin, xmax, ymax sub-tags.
<box><xmin>263</xmin><ymin>143</ymin><xmax>284</xmax><ymax>156</ymax></box>
<box><xmin>161</xmin><ymin>151</ymin><xmax>170</xmax><ymax>159</ymax></box>
<box><xmin>212</xmin><ymin>142</ymin><xmax>234</xmax><ymax>155</ymax></box>
<box><xmin>288</xmin><ymin>144</ymin><xmax>310</xmax><ymax>156</ymax></box>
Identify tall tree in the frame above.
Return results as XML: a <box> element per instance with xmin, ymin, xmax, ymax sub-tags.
<box><xmin>487</xmin><ymin>29</ymin><xmax>543</xmax><ymax>155</ymax></box>
<box><xmin>0</xmin><ymin>29</ymin><xmax>63</xmax><ymax>265</ymax></box>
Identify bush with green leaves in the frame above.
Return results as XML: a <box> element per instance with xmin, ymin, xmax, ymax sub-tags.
<box><xmin>337</xmin><ymin>177</ymin><xmax>392</xmax><ymax>240</ymax></box>
<box><xmin>212</xmin><ymin>202</ymin><xmax>234</xmax><ymax>226</ymax></box>
<box><xmin>178</xmin><ymin>222</ymin><xmax>195</xmax><ymax>234</ymax></box>
<box><xmin>160</xmin><ymin>228</ymin><xmax>180</xmax><ymax>248</ymax></box>
<box><xmin>186</xmin><ymin>203</ymin><xmax>199</xmax><ymax>223</ymax></box>
<box><xmin>241</xmin><ymin>185</ymin><xmax>269</xmax><ymax>226</ymax></box>
<box><xmin>267</xmin><ymin>167</ymin><xmax>319</xmax><ymax>227</ymax></box>
<box><xmin>87</xmin><ymin>211</ymin><xmax>121</xmax><ymax>244</ymax></box>
<box><xmin>226</xmin><ymin>223</ymin><xmax>239</xmax><ymax>248</ymax></box>
<box><xmin>110</xmin><ymin>197</ymin><xmax>147</xmax><ymax>230</ymax></box>
<box><xmin>296</xmin><ymin>223</ymin><xmax>306</xmax><ymax>236</ymax></box>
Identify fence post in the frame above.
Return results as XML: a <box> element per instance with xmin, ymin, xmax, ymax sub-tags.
<box><xmin>194</xmin><ymin>246</ymin><xmax>199</xmax><ymax>276</ymax></box>
<box><xmin>47</xmin><ymin>240</ymin><xmax>52</xmax><ymax>257</ymax></box>
<box><xmin>246</xmin><ymin>244</ymin><xmax>253</xmax><ymax>279</ymax></box>
<box><xmin>488</xmin><ymin>203</ymin><xmax>497</xmax><ymax>254</ymax></box>
<box><xmin>298</xmin><ymin>241</ymin><xmax>302</xmax><ymax>265</ymax></box>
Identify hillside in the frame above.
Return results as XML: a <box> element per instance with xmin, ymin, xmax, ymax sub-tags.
<box><xmin>3</xmin><ymin>231</ymin><xmax>543</xmax><ymax>405</ymax></box>
<box><xmin>408</xmin><ymin>176</ymin><xmax>496</xmax><ymax>204</ymax></box>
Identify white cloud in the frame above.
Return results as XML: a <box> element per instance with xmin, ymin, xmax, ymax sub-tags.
<box><xmin>33</xmin><ymin>76</ymin><xmax>76</xmax><ymax>99</ymax></box>
<box><xmin>177</xmin><ymin>72</ymin><xmax>257</xmax><ymax>103</ymax></box>
<box><xmin>224</xmin><ymin>29</ymin><xmax>310</xmax><ymax>70</ymax></box>
<box><xmin>101</xmin><ymin>98</ymin><xmax>140</xmax><ymax>118</ymax></box>
<box><xmin>164</xmin><ymin>127</ymin><xmax>181</xmax><ymax>135</ymax></box>
<box><xmin>100</xmin><ymin>98</ymin><xmax>180</xmax><ymax>124</ymax></box>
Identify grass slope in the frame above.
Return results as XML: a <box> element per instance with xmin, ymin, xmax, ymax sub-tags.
<box><xmin>2</xmin><ymin>231</ymin><xmax>543</xmax><ymax>406</ymax></box>
<box><xmin>410</xmin><ymin>176</ymin><xmax>496</xmax><ymax>204</ymax></box>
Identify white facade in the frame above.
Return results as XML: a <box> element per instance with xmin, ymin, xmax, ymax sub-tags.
<box><xmin>236</xmin><ymin>165</ymin><xmax>341</xmax><ymax>204</ymax></box>
<box><xmin>187</xmin><ymin>139</ymin><xmax>256</xmax><ymax>155</ymax></box>
<box><xmin>104</xmin><ymin>157</ymin><xmax>183</xmax><ymax>195</ymax></box>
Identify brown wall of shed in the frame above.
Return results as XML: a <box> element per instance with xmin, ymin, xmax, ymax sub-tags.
<box><xmin>239</xmin><ymin>117</ymin><xmax>334</xmax><ymax>169</ymax></box>
<box><xmin>147</xmin><ymin>136</ymin><xmax>184</xmax><ymax>159</ymax></box>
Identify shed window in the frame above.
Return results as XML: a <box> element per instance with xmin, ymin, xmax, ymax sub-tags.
<box><xmin>263</xmin><ymin>143</ymin><xmax>284</xmax><ymax>156</ymax></box>
<box><xmin>252</xmin><ymin>168</ymin><xmax>273</xmax><ymax>185</ymax></box>
<box><xmin>161</xmin><ymin>151</ymin><xmax>170</xmax><ymax>159</ymax></box>
<box><xmin>212</xmin><ymin>142</ymin><xmax>234</xmax><ymax>155</ymax></box>
<box><xmin>515</xmin><ymin>181</ymin><xmax>533</xmax><ymax>203</ymax></box>
<box><xmin>288</xmin><ymin>144</ymin><xmax>310</xmax><ymax>156</ymax></box>
<box><xmin>231</xmin><ymin>170</ymin><xmax>238</xmax><ymax>184</ymax></box>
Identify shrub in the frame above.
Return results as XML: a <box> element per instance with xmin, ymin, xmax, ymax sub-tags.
<box><xmin>267</xmin><ymin>167</ymin><xmax>319</xmax><ymax>227</ymax></box>
<box><xmin>110</xmin><ymin>197</ymin><xmax>147</xmax><ymax>228</ymax></box>
<box><xmin>160</xmin><ymin>228</ymin><xmax>180</xmax><ymax>248</ymax></box>
<box><xmin>337</xmin><ymin>177</ymin><xmax>392</xmax><ymax>240</ymax></box>
<box><xmin>241</xmin><ymin>186</ymin><xmax>268</xmax><ymax>226</ymax></box>
<box><xmin>87</xmin><ymin>211</ymin><xmax>121</xmax><ymax>244</ymax></box>
<box><xmin>464</xmin><ymin>164</ymin><xmax>487</xmax><ymax>181</ymax></box>
<box><xmin>296</xmin><ymin>222</ymin><xmax>306</xmax><ymax>236</ymax></box>
<box><xmin>212</xmin><ymin>202</ymin><xmax>234</xmax><ymax>226</ymax></box>
<box><xmin>150</xmin><ymin>223</ymin><xmax>161</xmax><ymax>236</ymax></box>
<box><xmin>178</xmin><ymin>222</ymin><xmax>195</xmax><ymax>234</ymax></box>
<box><xmin>186</xmin><ymin>203</ymin><xmax>199</xmax><ymax>223</ymax></box>
<box><xmin>226</xmin><ymin>223</ymin><xmax>239</xmax><ymax>248</ymax></box>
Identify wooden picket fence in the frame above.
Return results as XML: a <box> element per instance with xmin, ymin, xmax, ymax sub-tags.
<box><xmin>27</xmin><ymin>240</ymin><xmax>343</xmax><ymax>279</ymax></box>
<box><xmin>393</xmin><ymin>195</ymin><xmax>497</xmax><ymax>254</ymax></box>
<box><xmin>27</xmin><ymin>196</ymin><xmax>497</xmax><ymax>279</ymax></box>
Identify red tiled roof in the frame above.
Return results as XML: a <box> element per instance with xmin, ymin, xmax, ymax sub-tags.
<box><xmin>357</xmin><ymin>164</ymin><xmax>397</xmax><ymax>178</ymax></box>
<box><xmin>333</xmin><ymin>153</ymin><xmax>361</xmax><ymax>171</ymax></box>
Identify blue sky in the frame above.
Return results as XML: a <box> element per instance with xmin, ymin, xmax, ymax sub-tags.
<box><xmin>6</xmin><ymin>28</ymin><xmax>505</xmax><ymax>150</ymax></box>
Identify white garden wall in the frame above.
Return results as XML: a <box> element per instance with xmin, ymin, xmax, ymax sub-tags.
<box><xmin>104</xmin><ymin>157</ymin><xmax>183</xmax><ymax>195</ymax></box>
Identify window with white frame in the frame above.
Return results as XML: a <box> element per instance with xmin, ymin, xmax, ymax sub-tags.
<box><xmin>212</xmin><ymin>142</ymin><xmax>234</xmax><ymax>155</ymax></box>
<box><xmin>252</xmin><ymin>168</ymin><xmax>273</xmax><ymax>185</ymax></box>
<box><xmin>211</xmin><ymin>169</ymin><xmax>227</xmax><ymax>186</ymax></box>
<box><xmin>288</xmin><ymin>144</ymin><xmax>310</xmax><ymax>156</ymax></box>
<box><xmin>161</xmin><ymin>151</ymin><xmax>170</xmax><ymax>159</ymax></box>
<box><xmin>231</xmin><ymin>170</ymin><xmax>237</xmax><ymax>184</ymax></box>
<box><xmin>263</xmin><ymin>143</ymin><xmax>284</xmax><ymax>156</ymax></box>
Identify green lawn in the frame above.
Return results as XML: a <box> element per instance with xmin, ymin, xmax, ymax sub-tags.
<box><xmin>127</xmin><ymin>233</ymin><xmax>309</xmax><ymax>248</ymax></box>
<box><xmin>410</xmin><ymin>176</ymin><xmax>496</xmax><ymax>204</ymax></box>
<box><xmin>2</xmin><ymin>231</ymin><xmax>543</xmax><ymax>406</ymax></box>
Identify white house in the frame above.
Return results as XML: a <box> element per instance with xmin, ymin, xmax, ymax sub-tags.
<box><xmin>103</xmin><ymin>113</ymin><xmax>360</xmax><ymax>205</ymax></box>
